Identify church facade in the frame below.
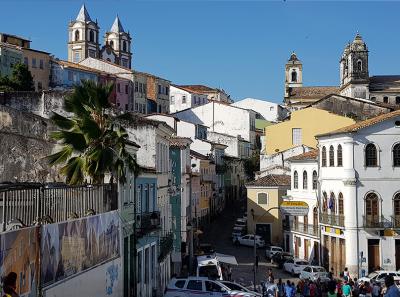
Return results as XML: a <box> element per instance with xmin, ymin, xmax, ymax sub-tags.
<box><xmin>67</xmin><ymin>5</ymin><xmax>132</xmax><ymax>69</ymax></box>
<box><xmin>284</xmin><ymin>33</ymin><xmax>400</xmax><ymax>110</ymax></box>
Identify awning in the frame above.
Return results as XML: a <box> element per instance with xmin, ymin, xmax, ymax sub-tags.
<box><xmin>215</xmin><ymin>253</ymin><xmax>238</xmax><ymax>265</ymax></box>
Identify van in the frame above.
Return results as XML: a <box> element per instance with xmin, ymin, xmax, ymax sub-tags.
<box><xmin>196</xmin><ymin>255</ymin><xmax>222</xmax><ymax>280</ymax></box>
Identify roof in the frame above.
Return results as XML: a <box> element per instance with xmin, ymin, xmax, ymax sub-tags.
<box><xmin>202</xmin><ymin>139</ymin><xmax>228</xmax><ymax>148</ymax></box>
<box><xmin>287</xmin><ymin>149</ymin><xmax>318</xmax><ymax>162</ymax></box>
<box><xmin>190</xmin><ymin>150</ymin><xmax>209</xmax><ymax>160</ymax></box>
<box><xmin>288</xmin><ymin>52</ymin><xmax>300</xmax><ymax>62</ymax></box>
<box><xmin>55</xmin><ymin>60</ymin><xmax>102</xmax><ymax>74</ymax></box>
<box><xmin>115</xmin><ymin>113</ymin><xmax>175</xmax><ymax>132</ymax></box>
<box><xmin>246</xmin><ymin>174</ymin><xmax>291</xmax><ymax>187</ymax></box>
<box><xmin>82</xmin><ymin>57</ymin><xmax>133</xmax><ymax>73</ymax></box>
<box><xmin>110</xmin><ymin>16</ymin><xmax>125</xmax><ymax>33</ymax></box>
<box><xmin>316</xmin><ymin>109</ymin><xmax>400</xmax><ymax>137</ymax></box>
<box><xmin>178</xmin><ymin>85</ymin><xmax>220</xmax><ymax>94</ymax></box>
<box><xmin>369</xmin><ymin>75</ymin><xmax>400</xmax><ymax>92</ymax></box>
<box><xmin>135</xmin><ymin>70</ymin><xmax>170</xmax><ymax>82</ymax></box>
<box><xmin>22</xmin><ymin>47</ymin><xmax>50</xmax><ymax>55</ymax></box>
<box><xmin>287</xmin><ymin>86</ymin><xmax>339</xmax><ymax>100</ymax></box>
<box><xmin>169</xmin><ymin>137</ymin><xmax>192</xmax><ymax>148</ymax></box>
<box><xmin>76</xmin><ymin>4</ymin><xmax>92</xmax><ymax>22</ymax></box>
<box><xmin>0</xmin><ymin>32</ymin><xmax>30</xmax><ymax>42</ymax></box>
<box><xmin>172</xmin><ymin>85</ymin><xmax>208</xmax><ymax>95</ymax></box>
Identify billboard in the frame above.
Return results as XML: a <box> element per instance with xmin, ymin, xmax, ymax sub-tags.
<box><xmin>41</xmin><ymin>211</ymin><xmax>120</xmax><ymax>287</ymax></box>
<box><xmin>0</xmin><ymin>227</ymin><xmax>40</xmax><ymax>297</ymax></box>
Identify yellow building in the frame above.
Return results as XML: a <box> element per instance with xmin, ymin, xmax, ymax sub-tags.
<box><xmin>246</xmin><ymin>174</ymin><xmax>291</xmax><ymax>245</ymax></box>
<box><xmin>22</xmin><ymin>48</ymin><xmax>51</xmax><ymax>91</ymax></box>
<box><xmin>264</xmin><ymin>107</ymin><xmax>355</xmax><ymax>155</ymax></box>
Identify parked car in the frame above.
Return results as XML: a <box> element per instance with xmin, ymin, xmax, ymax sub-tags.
<box><xmin>232</xmin><ymin>226</ymin><xmax>245</xmax><ymax>240</ymax></box>
<box><xmin>196</xmin><ymin>255</ymin><xmax>222</xmax><ymax>280</ymax></box>
<box><xmin>271</xmin><ymin>252</ymin><xmax>294</xmax><ymax>269</ymax></box>
<box><xmin>234</xmin><ymin>218</ymin><xmax>247</xmax><ymax>228</ymax></box>
<box><xmin>300</xmin><ymin>266</ymin><xmax>330</xmax><ymax>282</ymax></box>
<box><xmin>283</xmin><ymin>258</ymin><xmax>310</xmax><ymax>275</ymax></box>
<box><xmin>198</xmin><ymin>243</ymin><xmax>215</xmax><ymax>255</ymax></box>
<box><xmin>164</xmin><ymin>277</ymin><xmax>256</xmax><ymax>297</ymax></box>
<box><xmin>358</xmin><ymin>271</ymin><xmax>400</xmax><ymax>284</ymax></box>
<box><xmin>265</xmin><ymin>245</ymin><xmax>284</xmax><ymax>259</ymax></box>
<box><xmin>220</xmin><ymin>281</ymin><xmax>262</xmax><ymax>297</ymax></box>
<box><xmin>233</xmin><ymin>234</ymin><xmax>265</xmax><ymax>248</ymax></box>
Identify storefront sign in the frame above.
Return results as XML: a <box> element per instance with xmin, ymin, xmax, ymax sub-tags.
<box><xmin>280</xmin><ymin>201</ymin><xmax>309</xmax><ymax>216</ymax></box>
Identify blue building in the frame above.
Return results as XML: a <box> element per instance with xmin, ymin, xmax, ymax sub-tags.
<box><xmin>49</xmin><ymin>59</ymin><xmax>99</xmax><ymax>89</ymax></box>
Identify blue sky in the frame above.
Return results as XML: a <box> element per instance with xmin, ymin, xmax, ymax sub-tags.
<box><xmin>1</xmin><ymin>1</ymin><xmax>399</xmax><ymax>103</ymax></box>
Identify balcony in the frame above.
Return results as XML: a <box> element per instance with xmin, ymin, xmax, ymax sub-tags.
<box><xmin>363</xmin><ymin>215</ymin><xmax>392</xmax><ymax>229</ymax></box>
<box><xmin>392</xmin><ymin>216</ymin><xmax>400</xmax><ymax>229</ymax></box>
<box><xmin>320</xmin><ymin>213</ymin><xmax>345</xmax><ymax>227</ymax></box>
<box><xmin>284</xmin><ymin>221</ymin><xmax>319</xmax><ymax>237</ymax></box>
<box><xmin>136</xmin><ymin>211</ymin><xmax>161</xmax><ymax>237</ymax></box>
<box><xmin>158</xmin><ymin>232</ymin><xmax>173</xmax><ymax>262</ymax></box>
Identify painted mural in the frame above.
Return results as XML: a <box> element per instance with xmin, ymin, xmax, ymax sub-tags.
<box><xmin>0</xmin><ymin>227</ymin><xmax>39</xmax><ymax>297</ymax></box>
<box><xmin>41</xmin><ymin>211</ymin><xmax>120</xmax><ymax>287</ymax></box>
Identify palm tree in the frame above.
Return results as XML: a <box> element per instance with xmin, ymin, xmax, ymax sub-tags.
<box><xmin>47</xmin><ymin>80</ymin><xmax>137</xmax><ymax>185</ymax></box>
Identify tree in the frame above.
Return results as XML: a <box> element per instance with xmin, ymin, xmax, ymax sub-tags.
<box><xmin>0</xmin><ymin>63</ymin><xmax>34</xmax><ymax>91</ymax></box>
<box><xmin>244</xmin><ymin>150</ymin><xmax>260</xmax><ymax>180</ymax></box>
<box><xmin>47</xmin><ymin>80</ymin><xmax>138</xmax><ymax>185</ymax></box>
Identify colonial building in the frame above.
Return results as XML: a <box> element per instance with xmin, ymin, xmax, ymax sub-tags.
<box><xmin>169</xmin><ymin>85</ymin><xmax>208</xmax><ymax>113</ymax></box>
<box><xmin>0</xmin><ymin>41</ymin><xmax>22</xmax><ymax>77</ymax></box>
<box><xmin>284</xmin><ymin>150</ymin><xmax>320</xmax><ymax>264</ymax></box>
<box><xmin>316</xmin><ymin>110</ymin><xmax>400</xmax><ymax>277</ymax></box>
<box><xmin>176</xmin><ymin>84</ymin><xmax>232</xmax><ymax>103</ymax></box>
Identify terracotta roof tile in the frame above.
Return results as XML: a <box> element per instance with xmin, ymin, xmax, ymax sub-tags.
<box><xmin>316</xmin><ymin>109</ymin><xmax>400</xmax><ymax>137</ymax></box>
<box><xmin>287</xmin><ymin>149</ymin><xmax>318</xmax><ymax>161</ymax></box>
<box><xmin>369</xmin><ymin>75</ymin><xmax>400</xmax><ymax>92</ymax></box>
<box><xmin>172</xmin><ymin>85</ymin><xmax>208</xmax><ymax>95</ymax></box>
<box><xmin>246</xmin><ymin>174</ymin><xmax>291</xmax><ymax>187</ymax></box>
<box><xmin>55</xmin><ymin>60</ymin><xmax>103</xmax><ymax>74</ymax></box>
<box><xmin>288</xmin><ymin>86</ymin><xmax>339</xmax><ymax>100</ymax></box>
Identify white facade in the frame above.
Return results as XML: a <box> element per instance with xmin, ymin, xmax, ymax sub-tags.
<box><xmin>285</xmin><ymin>156</ymin><xmax>320</xmax><ymax>264</ymax></box>
<box><xmin>317</xmin><ymin>112</ymin><xmax>400</xmax><ymax>277</ymax></box>
<box><xmin>260</xmin><ymin>145</ymin><xmax>313</xmax><ymax>172</ymax></box>
<box><xmin>207</xmin><ymin>131</ymin><xmax>250</xmax><ymax>159</ymax></box>
<box><xmin>169</xmin><ymin>86</ymin><xmax>208</xmax><ymax>113</ymax></box>
<box><xmin>232</xmin><ymin>98</ymin><xmax>288</xmax><ymax>122</ymax></box>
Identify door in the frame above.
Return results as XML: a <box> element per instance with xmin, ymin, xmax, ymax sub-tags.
<box><xmin>304</xmin><ymin>239</ymin><xmax>309</xmax><ymax>260</ymax></box>
<box><xmin>294</xmin><ymin>237</ymin><xmax>300</xmax><ymax>258</ymax></box>
<box><xmin>285</xmin><ymin>234</ymin><xmax>290</xmax><ymax>252</ymax></box>
<box><xmin>330</xmin><ymin>237</ymin><xmax>336</xmax><ymax>275</ymax></box>
<box><xmin>368</xmin><ymin>239</ymin><xmax>380</xmax><ymax>272</ymax></box>
<box><xmin>366</xmin><ymin>193</ymin><xmax>379</xmax><ymax>226</ymax></box>
<box><xmin>314</xmin><ymin>241</ymin><xmax>319</xmax><ymax>265</ymax></box>
<box><xmin>256</xmin><ymin>223</ymin><xmax>271</xmax><ymax>245</ymax></box>
<box><xmin>396</xmin><ymin>240</ymin><xmax>400</xmax><ymax>270</ymax></box>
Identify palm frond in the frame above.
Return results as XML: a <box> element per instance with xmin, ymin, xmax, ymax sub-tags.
<box><xmin>50</xmin><ymin>112</ymin><xmax>75</xmax><ymax>130</ymax></box>
<box><xmin>46</xmin><ymin>145</ymin><xmax>73</xmax><ymax>166</ymax></box>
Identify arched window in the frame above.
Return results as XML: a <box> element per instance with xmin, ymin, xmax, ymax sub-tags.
<box><xmin>396</xmin><ymin>97</ymin><xmax>400</xmax><ymax>105</ymax></box>
<box><xmin>329</xmin><ymin>145</ymin><xmax>335</xmax><ymax>167</ymax></box>
<box><xmin>394</xmin><ymin>193</ymin><xmax>400</xmax><ymax>227</ymax></box>
<box><xmin>75</xmin><ymin>30</ymin><xmax>80</xmax><ymax>41</ymax></box>
<box><xmin>123</xmin><ymin>41</ymin><xmax>127</xmax><ymax>52</ymax></box>
<box><xmin>303</xmin><ymin>171</ymin><xmax>308</xmax><ymax>190</ymax></box>
<box><xmin>365</xmin><ymin>192</ymin><xmax>379</xmax><ymax>226</ymax></box>
<box><xmin>321</xmin><ymin>146</ymin><xmax>327</xmax><ymax>167</ymax></box>
<box><xmin>371</xmin><ymin>96</ymin><xmax>376</xmax><ymax>102</ymax></box>
<box><xmin>338</xmin><ymin>193</ymin><xmax>344</xmax><ymax>215</ymax></box>
<box><xmin>312</xmin><ymin>170</ymin><xmax>318</xmax><ymax>190</ymax></box>
<box><xmin>89</xmin><ymin>30</ymin><xmax>94</xmax><ymax>42</ymax></box>
<box><xmin>293</xmin><ymin>171</ymin><xmax>298</xmax><ymax>189</ymax></box>
<box><xmin>357</xmin><ymin>60</ymin><xmax>362</xmax><ymax>71</ymax></box>
<box><xmin>291</xmin><ymin>70</ymin><xmax>297</xmax><ymax>82</ymax></box>
<box><xmin>304</xmin><ymin>215</ymin><xmax>308</xmax><ymax>232</ymax></box>
<box><xmin>329</xmin><ymin>192</ymin><xmax>336</xmax><ymax>213</ymax></box>
<box><xmin>313</xmin><ymin>207</ymin><xmax>318</xmax><ymax>233</ymax></box>
<box><xmin>393</xmin><ymin>143</ymin><xmax>400</xmax><ymax>167</ymax></box>
<box><xmin>322</xmin><ymin>192</ymin><xmax>328</xmax><ymax>212</ymax></box>
<box><xmin>383</xmin><ymin>96</ymin><xmax>389</xmax><ymax>103</ymax></box>
<box><xmin>365</xmin><ymin>143</ymin><xmax>378</xmax><ymax>167</ymax></box>
<box><xmin>109</xmin><ymin>40</ymin><xmax>114</xmax><ymax>49</ymax></box>
<box><xmin>337</xmin><ymin>144</ymin><xmax>343</xmax><ymax>167</ymax></box>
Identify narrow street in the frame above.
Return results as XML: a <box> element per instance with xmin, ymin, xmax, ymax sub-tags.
<box><xmin>201</xmin><ymin>202</ymin><xmax>297</xmax><ymax>289</ymax></box>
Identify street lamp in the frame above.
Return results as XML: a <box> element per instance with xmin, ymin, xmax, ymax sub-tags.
<box><xmin>187</xmin><ymin>221</ymin><xmax>194</xmax><ymax>275</ymax></box>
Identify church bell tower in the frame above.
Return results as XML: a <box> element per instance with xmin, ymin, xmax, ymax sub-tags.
<box><xmin>285</xmin><ymin>52</ymin><xmax>303</xmax><ymax>97</ymax></box>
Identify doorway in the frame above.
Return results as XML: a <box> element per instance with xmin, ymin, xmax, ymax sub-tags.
<box><xmin>304</xmin><ymin>239</ymin><xmax>309</xmax><ymax>261</ymax></box>
<box><xmin>396</xmin><ymin>240</ymin><xmax>400</xmax><ymax>270</ymax></box>
<box><xmin>368</xmin><ymin>239</ymin><xmax>380</xmax><ymax>272</ymax></box>
<box><xmin>285</xmin><ymin>234</ymin><xmax>290</xmax><ymax>252</ymax></box>
<box><xmin>256</xmin><ymin>223</ymin><xmax>271</xmax><ymax>245</ymax></box>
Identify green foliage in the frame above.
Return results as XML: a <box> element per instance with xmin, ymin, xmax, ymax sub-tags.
<box><xmin>0</xmin><ymin>63</ymin><xmax>34</xmax><ymax>91</ymax></box>
<box><xmin>47</xmin><ymin>80</ymin><xmax>138</xmax><ymax>185</ymax></box>
<box><xmin>244</xmin><ymin>150</ymin><xmax>260</xmax><ymax>179</ymax></box>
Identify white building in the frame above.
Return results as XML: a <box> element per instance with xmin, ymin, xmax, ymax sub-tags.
<box><xmin>172</xmin><ymin>101</ymin><xmax>257</xmax><ymax>151</ymax></box>
<box><xmin>284</xmin><ymin>150</ymin><xmax>320</xmax><ymax>264</ymax></box>
<box><xmin>232</xmin><ymin>98</ymin><xmax>288</xmax><ymax>122</ymax></box>
<box><xmin>316</xmin><ymin>110</ymin><xmax>400</xmax><ymax>277</ymax></box>
<box><xmin>169</xmin><ymin>85</ymin><xmax>208</xmax><ymax>113</ymax></box>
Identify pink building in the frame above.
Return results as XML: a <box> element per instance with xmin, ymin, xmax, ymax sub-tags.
<box><xmin>115</xmin><ymin>77</ymin><xmax>132</xmax><ymax>111</ymax></box>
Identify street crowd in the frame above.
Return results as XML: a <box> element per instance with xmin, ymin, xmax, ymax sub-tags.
<box><xmin>262</xmin><ymin>269</ymin><xmax>400</xmax><ymax>297</ymax></box>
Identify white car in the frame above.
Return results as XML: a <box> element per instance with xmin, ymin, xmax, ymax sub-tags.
<box><xmin>300</xmin><ymin>266</ymin><xmax>330</xmax><ymax>282</ymax></box>
<box><xmin>220</xmin><ymin>281</ymin><xmax>262</xmax><ymax>297</ymax></box>
<box><xmin>234</xmin><ymin>218</ymin><xmax>247</xmax><ymax>228</ymax></box>
<box><xmin>164</xmin><ymin>277</ymin><xmax>255</xmax><ymax>297</ymax></box>
<box><xmin>358</xmin><ymin>271</ymin><xmax>400</xmax><ymax>284</ymax></box>
<box><xmin>283</xmin><ymin>259</ymin><xmax>310</xmax><ymax>275</ymax></box>
<box><xmin>196</xmin><ymin>255</ymin><xmax>223</xmax><ymax>280</ymax></box>
<box><xmin>232</xmin><ymin>226</ymin><xmax>245</xmax><ymax>240</ymax></box>
<box><xmin>234</xmin><ymin>234</ymin><xmax>265</xmax><ymax>248</ymax></box>
<box><xmin>265</xmin><ymin>246</ymin><xmax>283</xmax><ymax>259</ymax></box>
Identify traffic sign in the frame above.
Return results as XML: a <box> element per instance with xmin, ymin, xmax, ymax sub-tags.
<box><xmin>280</xmin><ymin>201</ymin><xmax>309</xmax><ymax>216</ymax></box>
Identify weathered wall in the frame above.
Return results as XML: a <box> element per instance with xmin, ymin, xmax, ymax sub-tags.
<box><xmin>0</xmin><ymin>105</ymin><xmax>61</xmax><ymax>182</ymax></box>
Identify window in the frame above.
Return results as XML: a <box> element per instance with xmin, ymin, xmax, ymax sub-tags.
<box><xmin>394</xmin><ymin>143</ymin><xmax>400</xmax><ymax>167</ymax></box>
<box><xmin>144</xmin><ymin>248</ymin><xmax>149</xmax><ymax>283</ymax></box>
<box><xmin>291</xmin><ymin>70</ymin><xmax>297</xmax><ymax>82</ymax></box>
<box><xmin>322</xmin><ymin>192</ymin><xmax>328</xmax><ymax>212</ymax></box>
<box><xmin>187</xmin><ymin>280</ymin><xmax>203</xmax><ymax>291</ymax></box>
<box><xmin>383</xmin><ymin>96</ymin><xmax>389</xmax><ymax>103</ymax></box>
<box><xmin>396</xmin><ymin>97</ymin><xmax>400</xmax><ymax>105</ymax></box>
<box><xmin>292</xmin><ymin>128</ymin><xmax>302</xmax><ymax>145</ymax></box>
<box><xmin>293</xmin><ymin>171</ymin><xmax>298</xmax><ymax>189</ymax></box>
<box><xmin>39</xmin><ymin>59</ymin><xmax>44</xmax><ymax>69</ymax></box>
<box><xmin>121</xmin><ymin>58</ymin><xmax>128</xmax><ymax>68</ymax></box>
<box><xmin>371</xmin><ymin>96</ymin><xmax>376</xmax><ymax>102</ymax></box>
<box><xmin>24</xmin><ymin>57</ymin><xmax>28</xmax><ymax>65</ymax></box>
<box><xmin>337</xmin><ymin>144</ymin><xmax>343</xmax><ymax>167</ymax></box>
<box><xmin>151</xmin><ymin>245</ymin><xmax>156</xmax><ymax>279</ymax></box>
<box><xmin>117</xmin><ymin>83</ymin><xmax>121</xmax><ymax>93</ymax></box>
<box><xmin>89</xmin><ymin>30</ymin><xmax>94</xmax><ymax>42</ymax></box>
<box><xmin>158</xmin><ymin>84</ymin><xmax>162</xmax><ymax>94</ymax></box>
<box><xmin>73</xmin><ymin>52</ymin><xmax>80</xmax><ymax>63</ymax></box>
<box><xmin>175</xmin><ymin>280</ymin><xmax>186</xmax><ymax>289</ymax></box>
<box><xmin>125</xmin><ymin>85</ymin><xmax>128</xmax><ymax>94</ymax></box>
<box><xmin>32</xmin><ymin>58</ymin><xmax>37</xmax><ymax>68</ymax></box>
<box><xmin>365</xmin><ymin>192</ymin><xmax>379</xmax><ymax>224</ymax></box>
<box><xmin>312</xmin><ymin>171</ymin><xmax>317</xmax><ymax>190</ymax></box>
<box><xmin>303</xmin><ymin>171</ymin><xmax>308</xmax><ymax>190</ymax></box>
<box><xmin>75</xmin><ymin>30</ymin><xmax>80</xmax><ymax>41</ymax></box>
<box><xmin>321</xmin><ymin>146</ymin><xmax>327</xmax><ymax>167</ymax></box>
<box><xmin>123</xmin><ymin>41</ymin><xmax>127</xmax><ymax>52</ymax></box>
<box><xmin>135</xmin><ymin>81</ymin><xmax>138</xmax><ymax>92</ymax></box>
<box><xmin>365</xmin><ymin>143</ymin><xmax>377</xmax><ymax>167</ymax></box>
<box><xmin>329</xmin><ymin>145</ymin><xmax>334</xmax><ymax>167</ymax></box>
<box><xmin>258</xmin><ymin>193</ymin><xmax>268</xmax><ymax>205</ymax></box>
<box><xmin>182</xmin><ymin>95</ymin><xmax>186</xmax><ymax>104</ymax></box>
<box><xmin>205</xmin><ymin>281</ymin><xmax>224</xmax><ymax>292</ymax></box>
<box><xmin>393</xmin><ymin>193</ymin><xmax>400</xmax><ymax>224</ymax></box>
<box><xmin>357</xmin><ymin>60</ymin><xmax>362</xmax><ymax>71</ymax></box>
<box><xmin>109</xmin><ymin>40</ymin><xmax>114</xmax><ymax>48</ymax></box>
<box><xmin>329</xmin><ymin>192</ymin><xmax>336</xmax><ymax>213</ymax></box>
<box><xmin>338</xmin><ymin>193</ymin><xmax>344</xmax><ymax>215</ymax></box>
<box><xmin>137</xmin><ymin>250</ymin><xmax>142</xmax><ymax>283</ymax></box>
<box><xmin>170</xmin><ymin>96</ymin><xmax>175</xmax><ymax>104</ymax></box>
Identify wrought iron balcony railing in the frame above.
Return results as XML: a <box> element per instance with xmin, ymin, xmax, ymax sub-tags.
<box><xmin>284</xmin><ymin>221</ymin><xmax>319</xmax><ymax>237</ymax></box>
<box><xmin>392</xmin><ymin>216</ymin><xmax>400</xmax><ymax>229</ymax></box>
<box><xmin>136</xmin><ymin>211</ymin><xmax>161</xmax><ymax>237</ymax></box>
<box><xmin>363</xmin><ymin>215</ymin><xmax>392</xmax><ymax>229</ymax></box>
<box><xmin>320</xmin><ymin>213</ymin><xmax>345</xmax><ymax>227</ymax></box>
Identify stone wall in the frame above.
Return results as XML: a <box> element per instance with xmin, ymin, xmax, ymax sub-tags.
<box><xmin>0</xmin><ymin>105</ymin><xmax>62</xmax><ymax>182</ymax></box>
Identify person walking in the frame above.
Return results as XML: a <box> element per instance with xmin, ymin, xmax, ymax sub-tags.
<box><xmin>277</xmin><ymin>278</ymin><xmax>286</xmax><ymax>297</ymax></box>
<box><xmin>371</xmin><ymin>282</ymin><xmax>380</xmax><ymax>297</ymax></box>
<box><xmin>342</xmin><ymin>280</ymin><xmax>352</xmax><ymax>297</ymax></box>
<box><xmin>265</xmin><ymin>279</ymin><xmax>279</xmax><ymax>297</ymax></box>
<box><xmin>384</xmin><ymin>276</ymin><xmax>400</xmax><ymax>297</ymax></box>
<box><xmin>227</xmin><ymin>265</ymin><xmax>232</xmax><ymax>281</ymax></box>
<box><xmin>343</xmin><ymin>268</ymin><xmax>351</xmax><ymax>282</ymax></box>
<box><xmin>2</xmin><ymin>272</ymin><xmax>19</xmax><ymax>297</ymax></box>
<box><xmin>267</xmin><ymin>268</ymin><xmax>275</xmax><ymax>283</ymax></box>
<box><xmin>285</xmin><ymin>280</ymin><xmax>295</xmax><ymax>297</ymax></box>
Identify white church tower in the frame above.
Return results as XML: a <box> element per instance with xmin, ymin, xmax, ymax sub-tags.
<box><xmin>284</xmin><ymin>52</ymin><xmax>303</xmax><ymax>97</ymax></box>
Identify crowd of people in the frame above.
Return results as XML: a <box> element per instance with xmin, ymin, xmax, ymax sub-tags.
<box><xmin>262</xmin><ymin>269</ymin><xmax>400</xmax><ymax>297</ymax></box>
